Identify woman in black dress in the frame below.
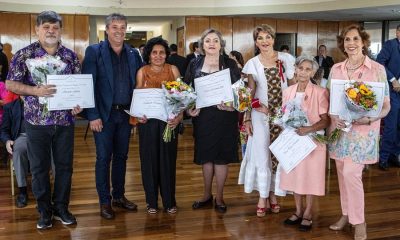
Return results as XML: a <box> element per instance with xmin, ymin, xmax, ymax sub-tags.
<box><xmin>185</xmin><ymin>28</ymin><xmax>241</xmax><ymax>213</ymax></box>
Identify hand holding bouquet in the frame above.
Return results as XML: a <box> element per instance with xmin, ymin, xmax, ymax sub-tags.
<box><xmin>162</xmin><ymin>78</ymin><xmax>197</xmax><ymax>142</ymax></box>
<box><xmin>231</xmin><ymin>79</ymin><xmax>252</xmax><ymax>112</ymax></box>
<box><xmin>25</xmin><ymin>55</ymin><xmax>67</xmax><ymax>116</ymax></box>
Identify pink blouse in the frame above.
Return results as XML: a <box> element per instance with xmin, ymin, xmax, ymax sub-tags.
<box><xmin>328</xmin><ymin>56</ymin><xmax>390</xmax><ymax>164</ymax></box>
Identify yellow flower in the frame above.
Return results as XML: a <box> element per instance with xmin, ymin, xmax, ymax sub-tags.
<box><xmin>359</xmin><ymin>84</ymin><xmax>372</xmax><ymax>96</ymax></box>
<box><xmin>347</xmin><ymin>89</ymin><xmax>358</xmax><ymax>99</ymax></box>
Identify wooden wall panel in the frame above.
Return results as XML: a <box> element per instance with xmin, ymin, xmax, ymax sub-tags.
<box><xmin>276</xmin><ymin>19</ymin><xmax>298</xmax><ymax>33</ymax></box>
<box><xmin>74</xmin><ymin>15</ymin><xmax>89</xmax><ymax>62</ymax></box>
<box><xmin>297</xmin><ymin>20</ymin><xmax>318</xmax><ymax>57</ymax></box>
<box><xmin>210</xmin><ymin>17</ymin><xmax>233</xmax><ymax>53</ymax></box>
<box><xmin>0</xmin><ymin>13</ymin><xmax>31</xmax><ymax>61</ymax></box>
<box><xmin>185</xmin><ymin>17</ymin><xmax>209</xmax><ymax>55</ymax></box>
<box><xmin>317</xmin><ymin>21</ymin><xmax>340</xmax><ymax>62</ymax></box>
<box><xmin>254</xmin><ymin>18</ymin><xmax>277</xmax><ymax>30</ymax></box>
<box><xmin>338</xmin><ymin>21</ymin><xmax>360</xmax><ymax>34</ymax></box>
<box><xmin>60</xmin><ymin>14</ymin><xmax>75</xmax><ymax>52</ymax></box>
<box><xmin>233</xmin><ymin>18</ymin><xmax>255</xmax><ymax>63</ymax></box>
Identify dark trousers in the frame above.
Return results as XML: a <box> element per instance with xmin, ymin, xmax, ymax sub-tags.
<box><xmin>94</xmin><ymin>110</ymin><xmax>132</xmax><ymax>205</ymax></box>
<box><xmin>25</xmin><ymin>122</ymin><xmax>74</xmax><ymax>212</ymax></box>
<box><xmin>138</xmin><ymin>119</ymin><xmax>178</xmax><ymax>209</ymax></box>
<box><xmin>380</xmin><ymin>91</ymin><xmax>400</xmax><ymax>163</ymax></box>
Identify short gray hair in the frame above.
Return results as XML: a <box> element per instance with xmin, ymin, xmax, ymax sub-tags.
<box><xmin>198</xmin><ymin>28</ymin><xmax>226</xmax><ymax>55</ymax></box>
<box><xmin>295</xmin><ymin>55</ymin><xmax>319</xmax><ymax>72</ymax></box>
<box><xmin>105</xmin><ymin>13</ymin><xmax>127</xmax><ymax>28</ymax></box>
<box><xmin>36</xmin><ymin>11</ymin><xmax>62</xmax><ymax>28</ymax></box>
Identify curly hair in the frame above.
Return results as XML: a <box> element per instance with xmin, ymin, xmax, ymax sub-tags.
<box><xmin>229</xmin><ymin>50</ymin><xmax>244</xmax><ymax>68</ymax></box>
<box><xmin>337</xmin><ymin>24</ymin><xmax>370</xmax><ymax>57</ymax></box>
<box><xmin>142</xmin><ymin>37</ymin><xmax>170</xmax><ymax>64</ymax></box>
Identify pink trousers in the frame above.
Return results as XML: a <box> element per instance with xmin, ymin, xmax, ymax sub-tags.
<box><xmin>335</xmin><ymin>159</ymin><xmax>365</xmax><ymax>225</ymax></box>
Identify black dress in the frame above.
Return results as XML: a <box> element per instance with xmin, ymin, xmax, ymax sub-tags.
<box><xmin>184</xmin><ymin>55</ymin><xmax>241</xmax><ymax>165</ymax></box>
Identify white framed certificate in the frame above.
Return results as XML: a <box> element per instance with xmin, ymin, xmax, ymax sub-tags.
<box><xmin>194</xmin><ymin>68</ymin><xmax>234</xmax><ymax>109</ymax></box>
<box><xmin>128</xmin><ymin>88</ymin><xmax>168</xmax><ymax>122</ymax></box>
<box><xmin>329</xmin><ymin>79</ymin><xmax>385</xmax><ymax>118</ymax></box>
<box><xmin>47</xmin><ymin>74</ymin><xmax>95</xmax><ymax>110</ymax></box>
<box><xmin>269</xmin><ymin>128</ymin><xmax>317</xmax><ymax>174</ymax></box>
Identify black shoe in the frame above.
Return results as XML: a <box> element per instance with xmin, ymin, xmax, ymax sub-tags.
<box><xmin>284</xmin><ymin>214</ymin><xmax>302</xmax><ymax>225</ymax></box>
<box><xmin>37</xmin><ymin>210</ymin><xmax>53</xmax><ymax>229</ymax></box>
<box><xmin>192</xmin><ymin>195</ymin><xmax>213</xmax><ymax>209</ymax></box>
<box><xmin>112</xmin><ymin>196</ymin><xmax>138</xmax><ymax>211</ymax></box>
<box><xmin>299</xmin><ymin>218</ymin><xmax>313</xmax><ymax>231</ymax></box>
<box><xmin>53</xmin><ymin>208</ymin><xmax>77</xmax><ymax>225</ymax></box>
<box><xmin>214</xmin><ymin>199</ymin><xmax>227</xmax><ymax>213</ymax></box>
<box><xmin>100</xmin><ymin>204</ymin><xmax>115</xmax><ymax>219</ymax></box>
<box><xmin>15</xmin><ymin>193</ymin><xmax>28</xmax><ymax>208</ymax></box>
<box><xmin>379</xmin><ymin>162</ymin><xmax>389</xmax><ymax>171</ymax></box>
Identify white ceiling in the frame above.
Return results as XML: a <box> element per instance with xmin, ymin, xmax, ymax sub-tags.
<box><xmin>1</xmin><ymin>0</ymin><xmax>400</xmax><ymax>33</ymax></box>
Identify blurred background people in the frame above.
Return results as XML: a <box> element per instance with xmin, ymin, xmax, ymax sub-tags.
<box><xmin>167</xmin><ymin>43</ymin><xmax>188</xmax><ymax>77</ymax></box>
<box><xmin>238</xmin><ymin>24</ymin><xmax>295</xmax><ymax>217</ymax></box>
<box><xmin>314</xmin><ymin>44</ymin><xmax>334</xmax><ymax>83</ymax></box>
<box><xmin>185</xmin><ymin>28</ymin><xmax>241</xmax><ymax>213</ymax></box>
<box><xmin>377</xmin><ymin>24</ymin><xmax>400</xmax><ymax>170</ymax></box>
<box><xmin>135</xmin><ymin>37</ymin><xmax>181</xmax><ymax>214</ymax></box>
<box><xmin>186</xmin><ymin>41</ymin><xmax>201</xmax><ymax>63</ymax></box>
<box><xmin>328</xmin><ymin>25</ymin><xmax>390</xmax><ymax>240</ymax></box>
<box><xmin>280</xmin><ymin>56</ymin><xmax>329</xmax><ymax>231</ymax></box>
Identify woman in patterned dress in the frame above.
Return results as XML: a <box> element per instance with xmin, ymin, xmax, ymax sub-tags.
<box><xmin>238</xmin><ymin>24</ymin><xmax>295</xmax><ymax>217</ymax></box>
<box><xmin>328</xmin><ymin>25</ymin><xmax>390</xmax><ymax>240</ymax></box>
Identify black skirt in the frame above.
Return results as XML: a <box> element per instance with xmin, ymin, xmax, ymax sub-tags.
<box><xmin>192</xmin><ymin>106</ymin><xmax>239</xmax><ymax>165</ymax></box>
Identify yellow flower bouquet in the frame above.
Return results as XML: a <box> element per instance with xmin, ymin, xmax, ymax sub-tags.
<box><xmin>162</xmin><ymin>78</ymin><xmax>197</xmax><ymax>142</ymax></box>
<box><xmin>344</xmin><ymin>80</ymin><xmax>378</xmax><ymax>112</ymax></box>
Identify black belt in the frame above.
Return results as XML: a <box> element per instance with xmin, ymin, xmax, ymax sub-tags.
<box><xmin>111</xmin><ymin>104</ymin><xmax>130</xmax><ymax>110</ymax></box>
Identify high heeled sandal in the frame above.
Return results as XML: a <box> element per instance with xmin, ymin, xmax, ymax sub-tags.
<box><xmin>256</xmin><ymin>206</ymin><xmax>267</xmax><ymax>217</ymax></box>
<box><xmin>269</xmin><ymin>203</ymin><xmax>280</xmax><ymax>213</ymax></box>
<box><xmin>283</xmin><ymin>213</ymin><xmax>302</xmax><ymax>225</ymax></box>
<box><xmin>329</xmin><ymin>215</ymin><xmax>349</xmax><ymax>231</ymax></box>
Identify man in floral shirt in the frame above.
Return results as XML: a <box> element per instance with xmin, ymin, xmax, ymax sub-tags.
<box><xmin>6</xmin><ymin>11</ymin><xmax>82</xmax><ymax>230</ymax></box>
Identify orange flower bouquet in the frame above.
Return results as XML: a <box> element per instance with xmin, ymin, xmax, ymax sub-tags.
<box><xmin>231</xmin><ymin>79</ymin><xmax>252</xmax><ymax>112</ymax></box>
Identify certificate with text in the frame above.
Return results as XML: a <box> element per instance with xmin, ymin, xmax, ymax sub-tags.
<box><xmin>128</xmin><ymin>88</ymin><xmax>168</xmax><ymax>122</ymax></box>
<box><xmin>194</xmin><ymin>68</ymin><xmax>234</xmax><ymax>109</ymax></box>
<box><xmin>47</xmin><ymin>74</ymin><xmax>95</xmax><ymax>110</ymax></box>
<box><xmin>269</xmin><ymin>128</ymin><xmax>316</xmax><ymax>174</ymax></box>
<box><xmin>329</xmin><ymin>79</ymin><xmax>385</xmax><ymax>118</ymax></box>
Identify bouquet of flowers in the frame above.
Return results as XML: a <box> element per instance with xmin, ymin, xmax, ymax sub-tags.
<box><xmin>272</xmin><ymin>99</ymin><xmax>327</xmax><ymax>143</ymax></box>
<box><xmin>231</xmin><ymin>79</ymin><xmax>252</xmax><ymax>112</ymax></box>
<box><xmin>25</xmin><ymin>55</ymin><xmax>67</xmax><ymax>116</ymax></box>
<box><xmin>327</xmin><ymin>81</ymin><xmax>379</xmax><ymax>143</ymax></box>
<box><xmin>344</xmin><ymin>80</ymin><xmax>377</xmax><ymax>115</ymax></box>
<box><xmin>162</xmin><ymin>78</ymin><xmax>197</xmax><ymax>142</ymax></box>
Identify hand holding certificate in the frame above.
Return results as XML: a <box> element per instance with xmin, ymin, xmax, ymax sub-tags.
<box><xmin>128</xmin><ymin>88</ymin><xmax>168</xmax><ymax>122</ymax></box>
<box><xmin>194</xmin><ymin>68</ymin><xmax>234</xmax><ymax>109</ymax></box>
<box><xmin>47</xmin><ymin>74</ymin><xmax>95</xmax><ymax>111</ymax></box>
<box><xmin>269</xmin><ymin>128</ymin><xmax>317</xmax><ymax>174</ymax></box>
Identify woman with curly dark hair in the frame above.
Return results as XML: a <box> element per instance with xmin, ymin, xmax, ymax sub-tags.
<box><xmin>135</xmin><ymin>37</ymin><xmax>181</xmax><ymax>214</ymax></box>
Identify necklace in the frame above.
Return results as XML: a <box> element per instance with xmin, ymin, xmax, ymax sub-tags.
<box><xmin>150</xmin><ymin>65</ymin><xmax>164</xmax><ymax>73</ymax></box>
<box><xmin>345</xmin><ymin>56</ymin><xmax>365</xmax><ymax>70</ymax></box>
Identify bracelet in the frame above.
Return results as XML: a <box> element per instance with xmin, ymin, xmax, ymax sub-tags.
<box><xmin>244</xmin><ymin>119</ymin><xmax>251</xmax><ymax>123</ymax></box>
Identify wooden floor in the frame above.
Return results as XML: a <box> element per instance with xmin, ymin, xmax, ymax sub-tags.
<box><xmin>1</xmin><ymin>123</ymin><xmax>400</xmax><ymax>240</ymax></box>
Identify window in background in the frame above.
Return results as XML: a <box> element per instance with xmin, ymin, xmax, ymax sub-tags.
<box><xmin>389</xmin><ymin>21</ymin><xmax>400</xmax><ymax>39</ymax></box>
<box><xmin>364</xmin><ymin>22</ymin><xmax>383</xmax><ymax>60</ymax></box>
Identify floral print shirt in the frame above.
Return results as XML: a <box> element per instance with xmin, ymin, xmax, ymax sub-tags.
<box><xmin>328</xmin><ymin>56</ymin><xmax>390</xmax><ymax>164</ymax></box>
<box><xmin>7</xmin><ymin>41</ymin><xmax>81</xmax><ymax>126</ymax></box>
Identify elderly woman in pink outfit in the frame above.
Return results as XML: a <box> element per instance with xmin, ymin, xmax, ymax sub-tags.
<box><xmin>328</xmin><ymin>25</ymin><xmax>390</xmax><ymax>240</ymax></box>
<box><xmin>279</xmin><ymin>55</ymin><xmax>329</xmax><ymax>232</ymax></box>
